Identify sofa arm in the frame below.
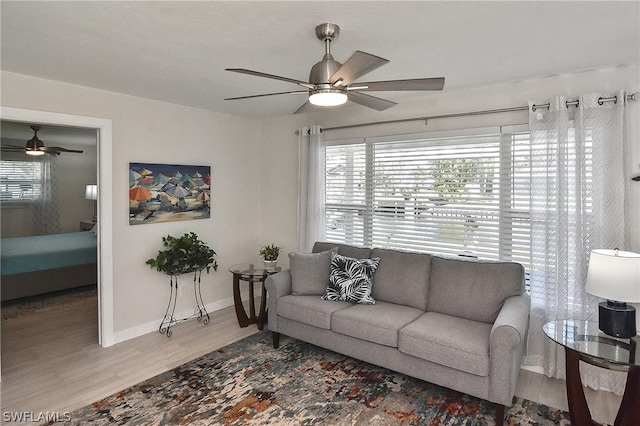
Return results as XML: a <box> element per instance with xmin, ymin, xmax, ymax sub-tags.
<box><xmin>488</xmin><ymin>293</ymin><xmax>531</xmax><ymax>405</ymax></box>
<box><xmin>265</xmin><ymin>270</ymin><xmax>292</xmax><ymax>332</ymax></box>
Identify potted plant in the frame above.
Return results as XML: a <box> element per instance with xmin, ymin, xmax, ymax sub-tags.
<box><xmin>146</xmin><ymin>232</ymin><xmax>218</xmax><ymax>275</ymax></box>
<box><xmin>259</xmin><ymin>244</ymin><xmax>283</xmax><ymax>272</ymax></box>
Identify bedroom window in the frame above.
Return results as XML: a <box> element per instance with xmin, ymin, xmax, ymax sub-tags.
<box><xmin>0</xmin><ymin>160</ymin><xmax>44</xmax><ymax>202</ymax></box>
<box><xmin>324</xmin><ymin>126</ymin><xmax>531</xmax><ymax>267</ymax></box>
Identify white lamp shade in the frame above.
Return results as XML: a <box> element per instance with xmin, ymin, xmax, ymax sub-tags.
<box><xmin>85</xmin><ymin>184</ymin><xmax>98</xmax><ymax>200</ymax></box>
<box><xmin>585</xmin><ymin>249</ymin><xmax>640</xmax><ymax>303</ymax></box>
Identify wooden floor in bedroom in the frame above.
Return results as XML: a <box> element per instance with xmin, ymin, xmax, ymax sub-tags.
<box><xmin>0</xmin><ymin>295</ymin><xmax>623</xmax><ymax>425</ymax></box>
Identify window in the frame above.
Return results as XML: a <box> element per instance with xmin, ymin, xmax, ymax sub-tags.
<box><xmin>324</xmin><ymin>127</ymin><xmax>531</xmax><ymax>267</ymax></box>
<box><xmin>0</xmin><ymin>159</ymin><xmax>44</xmax><ymax>202</ymax></box>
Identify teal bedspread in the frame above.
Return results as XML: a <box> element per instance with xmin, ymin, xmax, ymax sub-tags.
<box><xmin>1</xmin><ymin>232</ymin><xmax>97</xmax><ymax>276</ymax></box>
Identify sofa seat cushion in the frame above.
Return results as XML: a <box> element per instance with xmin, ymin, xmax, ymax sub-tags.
<box><xmin>277</xmin><ymin>295</ymin><xmax>351</xmax><ymax>330</ymax></box>
<box><xmin>399</xmin><ymin>312</ymin><xmax>492</xmax><ymax>376</ymax></box>
<box><xmin>332</xmin><ymin>301</ymin><xmax>424</xmax><ymax>347</ymax></box>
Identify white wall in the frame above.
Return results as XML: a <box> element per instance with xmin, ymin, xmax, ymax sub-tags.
<box><xmin>1</xmin><ymin>71</ymin><xmax>262</xmax><ymax>340</ymax></box>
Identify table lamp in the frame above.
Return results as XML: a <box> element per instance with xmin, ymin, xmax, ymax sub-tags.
<box><xmin>585</xmin><ymin>248</ymin><xmax>640</xmax><ymax>338</ymax></box>
<box><xmin>85</xmin><ymin>184</ymin><xmax>98</xmax><ymax>222</ymax></box>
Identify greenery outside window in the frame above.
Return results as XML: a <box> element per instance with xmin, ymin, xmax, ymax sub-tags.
<box><xmin>324</xmin><ymin>126</ymin><xmax>531</xmax><ymax>268</ymax></box>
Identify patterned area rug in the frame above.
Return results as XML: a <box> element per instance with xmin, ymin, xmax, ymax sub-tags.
<box><xmin>1</xmin><ymin>285</ymin><xmax>97</xmax><ymax>320</ymax></box>
<box><xmin>46</xmin><ymin>332</ymin><xmax>570</xmax><ymax>425</ymax></box>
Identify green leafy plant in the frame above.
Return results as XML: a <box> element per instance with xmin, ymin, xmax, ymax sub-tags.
<box><xmin>146</xmin><ymin>232</ymin><xmax>218</xmax><ymax>275</ymax></box>
<box><xmin>259</xmin><ymin>244</ymin><xmax>282</xmax><ymax>261</ymax></box>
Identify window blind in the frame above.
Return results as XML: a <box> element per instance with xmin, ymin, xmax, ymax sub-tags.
<box><xmin>324</xmin><ymin>127</ymin><xmax>531</xmax><ymax>267</ymax></box>
<box><xmin>0</xmin><ymin>160</ymin><xmax>43</xmax><ymax>202</ymax></box>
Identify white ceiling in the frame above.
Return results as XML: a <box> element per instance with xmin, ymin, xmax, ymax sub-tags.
<box><xmin>1</xmin><ymin>1</ymin><xmax>639</xmax><ymax>120</ymax></box>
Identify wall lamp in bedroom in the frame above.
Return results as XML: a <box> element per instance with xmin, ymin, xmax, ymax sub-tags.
<box><xmin>85</xmin><ymin>184</ymin><xmax>98</xmax><ymax>222</ymax></box>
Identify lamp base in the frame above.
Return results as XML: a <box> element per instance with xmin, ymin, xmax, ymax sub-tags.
<box><xmin>598</xmin><ymin>301</ymin><xmax>636</xmax><ymax>338</ymax></box>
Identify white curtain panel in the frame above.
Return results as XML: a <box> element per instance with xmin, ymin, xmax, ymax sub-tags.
<box><xmin>297</xmin><ymin>125</ymin><xmax>326</xmax><ymax>252</ymax></box>
<box><xmin>525</xmin><ymin>91</ymin><xmax>630</xmax><ymax>394</ymax></box>
<box><xmin>30</xmin><ymin>154</ymin><xmax>61</xmax><ymax>235</ymax></box>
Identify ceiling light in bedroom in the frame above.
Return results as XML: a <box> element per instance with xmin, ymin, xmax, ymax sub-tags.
<box><xmin>26</xmin><ymin>126</ymin><xmax>45</xmax><ymax>156</ymax></box>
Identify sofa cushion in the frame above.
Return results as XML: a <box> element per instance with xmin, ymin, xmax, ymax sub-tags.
<box><xmin>289</xmin><ymin>248</ymin><xmax>338</xmax><ymax>296</ymax></box>
<box><xmin>399</xmin><ymin>312</ymin><xmax>492</xmax><ymax>376</ymax></box>
<box><xmin>277</xmin><ymin>295</ymin><xmax>351</xmax><ymax>330</ymax></box>
<box><xmin>322</xmin><ymin>254</ymin><xmax>380</xmax><ymax>304</ymax></box>
<box><xmin>426</xmin><ymin>256</ymin><xmax>524</xmax><ymax>323</ymax></box>
<box><xmin>370</xmin><ymin>248</ymin><xmax>431</xmax><ymax>310</ymax></box>
<box><xmin>313</xmin><ymin>242</ymin><xmax>372</xmax><ymax>259</ymax></box>
<box><xmin>332</xmin><ymin>301</ymin><xmax>425</xmax><ymax>347</ymax></box>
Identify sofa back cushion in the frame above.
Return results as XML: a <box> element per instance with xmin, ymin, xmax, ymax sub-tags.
<box><xmin>370</xmin><ymin>248</ymin><xmax>431</xmax><ymax>310</ymax></box>
<box><xmin>289</xmin><ymin>248</ymin><xmax>338</xmax><ymax>296</ymax></box>
<box><xmin>426</xmin><ymin>256</ymin><xmax>524</xmax><ymax>323</ymax></box>
<box><xmin>313</xmin><ymin>242</ymin><xmax>372</xmax><ymax>259</ymax></box>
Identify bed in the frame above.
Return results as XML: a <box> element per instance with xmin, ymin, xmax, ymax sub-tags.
<box><xmin>1</xmin><ymin>231</ymin><xmax>97</xmax><ymax>301</ymax></box>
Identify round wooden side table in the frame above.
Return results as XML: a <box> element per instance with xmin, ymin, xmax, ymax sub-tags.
<box><xmin>229</xmin><ymin>262</ymin><xmax>282</xmax><ymax>330</ymax></box>
<box><xmin>543</xmin><ymin>319</ymin><xmax>639</xmax><ymax>426</ymax></box>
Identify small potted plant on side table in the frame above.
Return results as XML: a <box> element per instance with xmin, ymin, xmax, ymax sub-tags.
<box><xmin>259</xmin><ymin>244</ymin><xmax>282</xmax><ymax>272</ymax></box>
<box><xmin>146</xmin><ymin>232</ymin><xmax>218</xmax><ymax>337</ymax></box>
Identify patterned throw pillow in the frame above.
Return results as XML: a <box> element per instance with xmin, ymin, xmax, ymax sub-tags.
<box><xmin>322</xmin><ymin>254</ymin><xmax>380</xmax><ymax>304</ymax></box>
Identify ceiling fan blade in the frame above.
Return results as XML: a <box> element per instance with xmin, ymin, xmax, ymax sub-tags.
<box><xmin>226</xmin><ymin>68</ymin><xmax>315</xmax><ymax>89</ymax></box>
<box><xmin>348</xmin><ymin>91</ymin><xmax>397</xmax><ymax>111</ymax></box>
<box><xmin>3</xmin><ymin>144</ymin><xmax>26</xmax><ymax>150</ymax></box>
<box><xmin>329</xmin><ymin>51</ymin><xmax>389</xmax><ymax>87</ymax></box>
<box><xmin>294</xmin><ymin>101</ymin><xmax>321</xmax><ymax>114</ymax></box>
<box><xmin>225</xmin><ymin>91</ymin><xmax>308</xmax><ymax>101</ymax></box>
<box><xmin>352</xmin><ymin>77</ymin><xmax>445</xmax><ymax>92</ymax></box>
<box><xmin>46</xmin><ymin>147</ymin><xmax>83</xmax><ymax>154</ymax></box>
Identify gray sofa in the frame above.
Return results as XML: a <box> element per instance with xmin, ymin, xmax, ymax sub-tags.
<box><xmin>265</xmin><ymin>242</ymin><xmax>530</xmax><ymax>423</ymax></box>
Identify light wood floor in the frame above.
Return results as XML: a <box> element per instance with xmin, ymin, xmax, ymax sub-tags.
<box><xmin>1</xmin><ymin>295</ymin><xmax>623</xmax><ymax>425</ymax></box>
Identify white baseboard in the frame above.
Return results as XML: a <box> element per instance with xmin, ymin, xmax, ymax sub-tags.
<box><xmin>112</xmin><ymin>291</ymin><xmax>254</xmax><ymax>344</ymax></box>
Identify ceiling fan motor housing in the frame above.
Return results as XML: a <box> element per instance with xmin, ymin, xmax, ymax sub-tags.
<box><xmin>309</xmin><ymin>54</ymin><xmax>342</xmax><ymax>85</ymax></box>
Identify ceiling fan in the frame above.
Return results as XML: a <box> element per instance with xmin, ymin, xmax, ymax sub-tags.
<box><xmin>225</xmin><ymin>23</ymin><xmax>445</xmax><ymax>114</ymax></box>
<box><xmin>1</xmin><ymin>126</ymin><xmax>83</xmax><ymax>156</ymax></box>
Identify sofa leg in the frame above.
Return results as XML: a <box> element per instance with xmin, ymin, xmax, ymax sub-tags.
<box><xmin>272</xmin><ymin>332</ymin><xmax>280</xmax><ymax>349</ymax></box>
<box><xmin>494</xmin><ymin>403</ymin><xmax>505</xmax><ymax>425</ymax></box>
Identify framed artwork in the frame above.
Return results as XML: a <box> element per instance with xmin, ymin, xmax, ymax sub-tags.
<box><xmin>129</xmin><ymin>162</ymin><xmax>211</xmax><ymax>225</ymax></box>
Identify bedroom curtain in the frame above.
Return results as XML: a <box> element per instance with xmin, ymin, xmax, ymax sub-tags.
<box><xmin>30</xmin><ymin>153</ymin><xmax>61</xmax><ymax>235</ymax></box>
<box><xmin>524</xmin><ymin>91</ymin><xmax>630</xmax><ymax>394</ymax></box>
<box><xmin>297</xmin><ymin>125</ymin><xmax>326</xmax><ymax>252</ymax></box>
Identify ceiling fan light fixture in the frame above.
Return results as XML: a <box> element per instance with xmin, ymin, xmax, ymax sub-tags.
<box><xmin>309</xmin><ymin>89</ymin><xmax>348</xmax><ymax>106</ymax></box>
<box><xmin>26</xmin><ymin>129</ymin><xmax>45</xmax><ymax>156</ymax></box>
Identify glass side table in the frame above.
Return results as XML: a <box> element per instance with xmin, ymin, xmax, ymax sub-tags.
<box><xmin>229</xmin><ymin>262</ymin><xmax>283</xmax><ymax>330</ymax></box>
<box><xmin>543</xmin><ymin>319</ymin><xmax>639</xmax><ymax>426</ymax></box>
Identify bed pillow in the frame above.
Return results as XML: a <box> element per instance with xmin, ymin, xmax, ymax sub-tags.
<box><xmin>289</xmin><ymin>248</ymin><xmax>338</xmax><ymax>296</ymax></box>
<box><xmin>322</xmin><ymin>254</ymin><xmax>380</xmax><ymax>304</ymax></box>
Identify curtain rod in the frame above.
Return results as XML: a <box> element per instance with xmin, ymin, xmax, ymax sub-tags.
<box><xmin>318</xmin><ymin>92</ymin><xmax>639</xmax><ymax>133</ymax></box>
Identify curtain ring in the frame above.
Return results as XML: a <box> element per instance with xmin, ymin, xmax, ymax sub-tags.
<box><xmin>531</xmin><ymin>105</ymin><xmax>538</xmax><ymax>112</ymax></box>
<box><xmin>597</xmin><ymin>97</ymin><xmax>604</xmax><ymax>105</ymax></box>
